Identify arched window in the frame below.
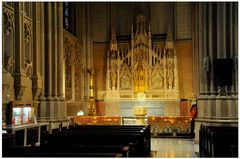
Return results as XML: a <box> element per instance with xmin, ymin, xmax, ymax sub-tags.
<box><xmin>63</xmin><ymin>2</ymin><xmax>75</xmax><ymax>34</ymax></box>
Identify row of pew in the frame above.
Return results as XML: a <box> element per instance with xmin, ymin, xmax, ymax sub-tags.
<box><xmin>3</xmin><ymin>124</ymin><xmax>151</xmax><ymax>157</ymax></box>
<box><xmin>199</xmin><ymin>124</ymin><xmax>238</xmax><ymax>157</ymax></box>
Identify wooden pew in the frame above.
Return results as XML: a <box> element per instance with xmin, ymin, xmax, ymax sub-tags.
<box><xmin>3</xmin><ymin>145</ymin><xmax>129</xmax><ymax>157</ymax></box>
<box><xmin>68</xmin><ymin>124</ymin><xmax>151</xmax><ymax>156</ymax></box>
<box><xmin>205</xmin><ymin>126</ymin><xmax>237</xmax><ymax>157</ymax></box>
<box><xmin>42</xmin><ymin>125</ymin><xmax>151</xmax><ymax>157</ymax></box>
<box><xmin>65</xmin><ymin>124</ymin><xmax>151</xmax><ymax>154</ymax></box>
<box><xmin>2</xmin><ymin>133</ymin><xmax>14</xmax><ymax>154</ymax></box>
<box><xmin>199</xmin><ymin>125</ymin><xmax>238</xmax><ymax>157</ymax></box>
<box><xmin>45</xmin><ymin>132</ymin><xmax>144</xmax><ymax>156</ymax></box>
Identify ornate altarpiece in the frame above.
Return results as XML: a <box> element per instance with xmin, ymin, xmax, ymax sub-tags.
<box><xmin>105</xmin><ymin>14</ymin><xmax>179</xmax><ymax>101</ymax></box>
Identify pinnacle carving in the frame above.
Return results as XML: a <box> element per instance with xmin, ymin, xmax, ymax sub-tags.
<box><xmin>105</xmin><ymin>15</ymin><xmax>179</xmax><ymax>100</ymax></box>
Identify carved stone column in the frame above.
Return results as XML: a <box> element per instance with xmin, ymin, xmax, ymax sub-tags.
<box><xmin>57</xmin><ymin>2</ymin><xmax>65</xmax><ymax>100</ymax></box>
<box><xmin>45</xmin><ymin>2</ymin><xmax>53</xmax><ymax>100</ymax></box>
<box><xmin>203</xmin><ymin>3</ymin><xmax>208</xmax><ymax>95</ymax></box>
<box><xmin>38</xmin><ymin>2</ymin><xmax>47</xmax><ymax>120</ymax></box>
<box><xmin>85</xmin><ymin>3</ymin><xmax>92</xmax><ymax>99</ymax></box>
<box><xmin>195</xmin><ymin>3</ymin><xmax>238</xmax><ymax>143</ymax></box>
<box><xmin>216</xmin><ymin>2</ymin><xmax>227</xmax><ymax>95</ymax></box>
<box><xmin>228</xmin><ymin>2</ymin><xmax>238</xmax><ymax>96</ymax></box>
<box><xmin>39</xmin><ymin>2</ymin><xmax>45</xmax><ymax>101</ymax></box>
<box><xmin>80</xmin><ymin>3</ymin><xmax>87</xmax><ymax>112</ymax></box>
<box><xmin>52</xmin><ymin>2</ymin><xmax>58</xmax><ymax>100</ymax></box>
<box><xmin>32</xmin><ymin>2</ymin><xmax>42</xmax><ymax>101</ymax></box>
<box><xmin>233</xmin><ymin>3</ymin><xmax>238</xmax><ymax>95</ymax></box>
<box><xmin>198</xmin><ymin>3</ymin><xmax>205</xmax><ymax>97</ymax></box>
<box><xmin>14</xmin><ymin>2</ymin><xmax>27</xmax><ymax>100</ymax></box>
<box><xmin>81</xmin><ymin>3</ymin><xmax>92</xmax><ymax>114</ymax></box>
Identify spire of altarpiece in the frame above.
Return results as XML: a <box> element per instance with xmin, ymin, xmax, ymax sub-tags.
<box><xmin>166</xmin><ymin>23</ymin><xmax>174</xmax><ymax>50</ymax></box>
<box><xmin>110</xmin><ymin>28</ymin><xmax>118</xmax><ymax>52</ymax></box>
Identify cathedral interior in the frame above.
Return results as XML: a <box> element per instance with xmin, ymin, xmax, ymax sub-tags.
<box><xmin>2</xmin><ymin>2</ymin><xmax>238</xmax><ymax>157</ymax></box>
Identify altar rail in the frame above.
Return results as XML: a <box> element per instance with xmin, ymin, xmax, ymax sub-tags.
<box><xmin>72</xmin><ymin>116</ymin><xmax>191</xmax><ymax>137</ymax></box>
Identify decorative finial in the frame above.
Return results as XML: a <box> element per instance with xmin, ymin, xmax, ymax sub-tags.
<box><xmin>166</xmin><ymin>22</ymin><xmax>173</xmax><ymax>42</ymax></box>
<box><xmin>110</xmin><ymin>28</ymin><xmax>118</xmax><ymax>51</ymax></box>
<box><xmin>166</xmin><ymin>22</ymin><xmax>174</xmax><ymax>49</ymax></box>
<box><xmin>148</xmin><ymin>21</ymin><xmax>151</xmax><ymax>33</ymax></box>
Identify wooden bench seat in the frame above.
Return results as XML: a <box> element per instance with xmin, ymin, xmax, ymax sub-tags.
<box><xmin>41</xmin><ymin>125</ymin><xmax>151</xmax><ymax>157</ymax></box>
<box><xmin>3</xmin><ymin>145</ymin><xmax>129</xmax><ymax>157</ymax></box>
<box><xmin>45</xmin><ymin>132</ymin><xmax>145</xmax><ymax>156</ymax></box>
<box><xmin>199</xmin><ymin>125</ymin><xmax>238</xmax><ymax>157</ymax></box>
<box><xmin>64</xmin><ymin>124</ymin><xmax>151</xmax><ymax>154</ymax></box>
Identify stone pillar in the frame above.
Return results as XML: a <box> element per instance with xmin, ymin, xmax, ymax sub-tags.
<box><xmin>198</xmin><ymin>3</ymin><xmax>205</xmax><ymax>97</ymax></box>
<box><xmin>14</xmin><ymin>2</ymin><xmax>28</xmax><ymax>100</ymax></box>
<box><xmin>31</xmin><ymin>2</ymin><xmax>42</xmax><ymax>102</ymax></box>
<box><xmin>80</xmin><ymin>3</ymin><xmax>86</xmax><ymax>103</ymax></box>
<box><xmin>85</xmin><ymin>3</ymin><xmax>91</xmax><ymax>98</ymax></box>
<box><xmin>39</xmin><ymin>2</ymin><xmax>47</xmax><ymax>119</ymax></box>
<box><xmin>233</xmin><ymin>3</ymin><xmax>238</xmax><ymax>95</ymax></box>
<box><xmin>228</xmin><ymin>3</ymin><xmax>234</xmax><ymax>96</ymax></box>
<box><xmin>45</xmin><ymin>2</ymin><xmax>53</xmax><ymax>100</ymax></box>
<box><xmin>208</xmin><ymin>3</ymin><xmax>216</xmax><ymax>96</ymax></box>
<box><xmin>57</xmin><ymin>2</ymin><xmax>65</xmax><ymax>100</ymax></box>
<box><xmin>52</xmin><ymin>2</ymin><xmax>58</xmax><ymax>100</ymax></box>
<box><xmin>39</xmin><ymin>2</ymin><xmax>45</xmax><ymax>101</ymax></box>
<box><xmin>82</xmin><ymin>3</ymin><xmax>92</xmax><ymax>114</ymax></box>
<box><xmin>203</xmin><ymin>3</ymin><xmax>208</xmax><ymax>95</ymax></box>
<box><xmin>192</xmin><ymin>3</ymin><xmax>199</xmax><ymax>97</ymax></box>
<box><xmin>195</xmin><ymin>3</ymin><xmax>238</xmax><ymax>143</ymax></box>
<box><xmin>216</xmin><ymin>2</ymin><xmax>226</xmax><ymax>95</ymax></box>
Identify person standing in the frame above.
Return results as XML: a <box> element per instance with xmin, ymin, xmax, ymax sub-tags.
<box><xmin>190</xmin><ymin>104</ymin><xmax>197</xmax><ymax>138</ymax></box>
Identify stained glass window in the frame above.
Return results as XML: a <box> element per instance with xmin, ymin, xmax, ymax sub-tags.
<box><xmin>63</xmin><ymin>2</ymin><xmax>75</xmax><ymax>34</ymax></box>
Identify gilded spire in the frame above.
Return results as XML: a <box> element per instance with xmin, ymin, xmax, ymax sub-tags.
<box><xmin>166</xmin><ymin>23</ymin><xmax>174</xmax><ymax>49</ymax></box>
<box><xmin>110</xmin><ymin>28</ymin><xmax>117</xmax><ymax>51</ymax></box>
<box><xmin>136</xmin><ymin>13</ymin><xmax>146</xmax><ymax>34</ymax></box>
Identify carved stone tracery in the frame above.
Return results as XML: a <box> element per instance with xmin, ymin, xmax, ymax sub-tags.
<box><xmin>24</xmin><ymin>19</ymin><xmax>32</xmax><ymax>43</ymax></box>
<box><xmin>3</xmin><ymin>7</ymin><xmax>14</xmax><ymax>35</ymax></box>
<box><xmin>63</xmin><ymin>31</ymin><xmax>82</xmax><ymax>100</ymax></box>
<box><xmin>105</xmin><ymin>14</ymin><xmax>179</xmax><ymax>100</ymax></box>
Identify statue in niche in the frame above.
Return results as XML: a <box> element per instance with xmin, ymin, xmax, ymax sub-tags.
<box><xmin>75</xmin><ymin>71</ymin><xmax>80</xmax><ymax>89</ymax></box>
<box><xmin>4</xmin><ymin>56</ymin><xmax>15</xmax><ymax>73</ymax></box>
<box><xmin>24</xmin><ymin>60</ymin><xmax>32</xmax><ymax>77</ymax></box>
<box><xmin>121</xmin><ymin>74</ymin><xmax>131</xmax><ymax>90</ymax></box>
<box><xmin>134</xmin><ymin>63</ymin><xmax>146</xmax><ymax>93</ymax></box>
<box><xmin>167</xmin><ymin>60</ymin><xmax>174</xmax><ymax>88</ymax></box>
<box><xmin>111</xmin><ymin>71</ymin><xmax>117</xmax><ymax>89</ymax></box>
<box><xmin>66</xmin><ymin>69</ymin><xmax>71</xmax><ymax>88</ymax></box>
<box><xmin>152</xmin><ymin>73</ymin><xmax>163</xmax><ymax>89</ymax></box>
<box><xmin>88</xmin><ymin>97</ymin><xmax>97</xmax><ymax>116</ymax></box>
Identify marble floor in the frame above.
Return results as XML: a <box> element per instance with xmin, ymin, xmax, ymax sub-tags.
<box><xmin>151</xmin><ymin>138</ymin><xmax>199</xmax><ymax>158</ymax></box>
